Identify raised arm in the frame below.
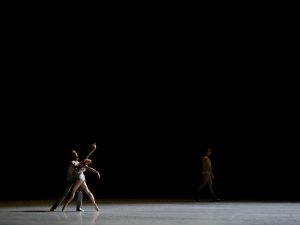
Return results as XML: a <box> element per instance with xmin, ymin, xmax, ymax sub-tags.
<box><xmin>85</xmin><ymin>143</ymin><xmax>97</xmax><ymax>159</ymax></box>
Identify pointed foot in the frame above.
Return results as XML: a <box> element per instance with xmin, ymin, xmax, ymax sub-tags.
<box><xmin>94</xmin><ymin>204</ymin><xmax>99</xmax><ymax>211</ymax></box>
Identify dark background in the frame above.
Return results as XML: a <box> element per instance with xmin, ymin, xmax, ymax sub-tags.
<box><xmin>1</xmin><ymin>83</ymin><xmax>299</xmax><ymax>201</ymax></box>
<box><xmin>1</xmin><ymin>8</ymin><xmax>298</xmax><ymax>201</ymax></box>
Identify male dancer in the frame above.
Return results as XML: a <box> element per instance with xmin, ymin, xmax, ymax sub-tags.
<box><xmin>194</xmin><ymin>147</ymin><xmax>220</xmax><ymax>201</ymax></box>
<box><xmin>50</xmin><ymin>143</ymin><xmax>97</xmax><ymax>211</ymax></box>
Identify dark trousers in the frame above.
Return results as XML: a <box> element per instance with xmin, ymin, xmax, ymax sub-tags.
<box><xmin>195</xmin><ymin>173</ymin><xmax>217</xmax><ymax>199</ymax></box>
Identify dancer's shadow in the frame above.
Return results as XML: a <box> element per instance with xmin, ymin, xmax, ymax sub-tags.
<box><xmin>13</xmin><ymin>210</ymin><xmax>52</xmax><ymax>212</ymax></box>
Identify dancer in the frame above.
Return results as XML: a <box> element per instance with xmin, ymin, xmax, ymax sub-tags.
<box><xmin>50</xmin><ymin>143</ymin><xmax>97</xmax><ymax>211</ymax></box>
<box><xmin>62</xmin><ymin>158</ymin><xmax>101</xmax><ymax>211</ymax></box>
<box><xmin>194</xmin><ymin>147</ymin><xmax>220</xmax><ymax>201</ymax></box>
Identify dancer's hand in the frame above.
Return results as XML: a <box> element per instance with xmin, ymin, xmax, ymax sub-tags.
<box><xmin>97</xmin><ymin>172</ymin><xmax>101</xmax><ymax>179</ymax></box>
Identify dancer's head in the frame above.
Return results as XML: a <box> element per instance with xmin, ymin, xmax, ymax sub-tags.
<box><xmin>205</xmin><ymin>147</ymin><xmax>212</xmax><ymax>156</ymax></box>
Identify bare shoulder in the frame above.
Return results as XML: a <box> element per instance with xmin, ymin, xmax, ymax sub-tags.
<box><xmin>203</xmin><ymin>156</ymin><xmax>209</xmax><ymax>161</ymax></box>
<box><xmin>73</xmin><ymin>161</ymin><xmax>80</xmax><ymax>166</ymax></box>
<box><xmin>71</xmin><ymin>160</ymin><xmax>78</xmax><ymax>165</ymax></box>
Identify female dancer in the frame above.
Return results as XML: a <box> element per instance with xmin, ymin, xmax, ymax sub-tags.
<box><xmin>62</xmin><ymin>158</ymin><xmax>100</xmax><ymax>211</ymax></box>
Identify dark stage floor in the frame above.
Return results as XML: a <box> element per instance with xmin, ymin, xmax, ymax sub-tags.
<box><xmin>0</xmin><ymin>199</ymin><xmax>299</xmax><ymax>225</ymax></box>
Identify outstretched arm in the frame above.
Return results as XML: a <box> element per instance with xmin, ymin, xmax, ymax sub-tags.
<box><xmin>86</xmin><ymin>166</ymin><xmax>101</xmax><ymax>179</ymax></box>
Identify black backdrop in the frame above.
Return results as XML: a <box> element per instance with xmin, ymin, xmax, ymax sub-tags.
<box><xmin>1</xmin><ymin>104</ymin><xmax>299</xmax><ymax>201</ymax></box>
<box><xmin>1</xmin><ymin>9</ymin><xmax>298</xmax><ymax>202</ymax></box>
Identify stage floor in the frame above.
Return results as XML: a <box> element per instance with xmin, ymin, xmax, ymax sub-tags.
<box><xmin>0</xmin><ymin>199</ymin><xmax>299</xmax><ymax>225</ymax></box>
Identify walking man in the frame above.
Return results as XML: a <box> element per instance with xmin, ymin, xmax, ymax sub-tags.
<box><xmin>194</xmin><ymin>147</ymin><xmax>220</xmax><ymax>201</ymax></box>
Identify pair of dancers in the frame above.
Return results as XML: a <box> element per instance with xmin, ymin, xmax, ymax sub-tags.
<box><xmin>50</xmin><ymin>143</ymin><xmax>100</xmax><ymax>212</ymax></box>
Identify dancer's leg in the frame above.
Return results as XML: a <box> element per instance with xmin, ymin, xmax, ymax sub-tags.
<box><xmin>76</xmin><ymin>188</ymin><xmax>83</xmax><ymax>210</ymax></box>
<box><xmin>207</xmin><ymin>176</ymin><xmax>219</xmax><ymax>201</ymax></box>
<box><xmin>81</xmin><ymin>181</ymin><xmax>99</xmax><ymax>211</ymax></box>
<box><xmin>50</xmin><ymin>181</ymin><xmax>73</xmax><ymax>211</ymax></box>
<box><xmin>195</xmin><ymin>173</ymin><xmax>210</xmax><ymax>200</ymax></box>
<box><xmin>62</xmin><ymin>180</ymin><xmax>83</xmax><ymax>211</ymax></box>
